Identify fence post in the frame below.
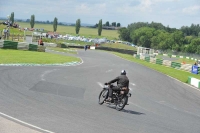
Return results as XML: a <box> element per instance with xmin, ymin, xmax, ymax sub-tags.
<box><xmin>18</xmin><ymin>34</ymin><xmax>19</xmax><ymax>41</ymax></box>
<box><xmin>12</xmin><ymin>34</ymin><xmax>13</xmax><ymax>41</ymax></box>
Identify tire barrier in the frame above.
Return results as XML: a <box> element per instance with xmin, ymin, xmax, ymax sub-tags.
<box><xmin>134</xmin><ymin>54</ymin><xmax>194</xmax><ymax>73</ymax></box>
<box><xmin>163</xmin><ymin>60</ymin><xmax>171</xmax><ymax>67</ymax></box>
<box><xmin>156</xmin><ymin>59</ymin><xmax>163</xmax><ymax>65</ymax></box>
<box><xmin>0</xmin><ymin>40</ymin><xmax>45</xmax><ymax>52</ymax></box>
<box><xmin>3</xmin><ymin>41</ymin><xmax>18</xmax><ymax>49</ymax></box>
<box><xmin>171</xmin><ymin>62</ymin><xmax>181</xmax><ymax>69</ymax></box>
<box><xmin>0</xmin><ymin>40</ymin><xmax>3</xmax><ymax>48</ymax></box>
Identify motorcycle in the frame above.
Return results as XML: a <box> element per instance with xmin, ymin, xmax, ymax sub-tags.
<box><xmin>98</xmin><ymin>83</ymin><xmax>131</xmax><ymax>111</ymax></box>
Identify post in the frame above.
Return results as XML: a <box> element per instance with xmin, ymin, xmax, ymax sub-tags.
<box><xmin>12</xmin><ymin>33</ymin><xmax>13</xmax><ymax>41</ymax></box>
<box><xmin>18</xmin><ymin>34</ymin><xmax>19</xmax><ymax>41</ymax></box>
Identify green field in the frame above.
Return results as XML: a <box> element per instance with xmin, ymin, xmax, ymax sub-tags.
<box><xmin>0</xmin><ymin>49</ymin><xmax>80</xmax><ymax>64</ymax></box>
<box><xmin>0</xmin><ymin>21</ymin><xmax>119</xmax><ymax>40</ymax></box>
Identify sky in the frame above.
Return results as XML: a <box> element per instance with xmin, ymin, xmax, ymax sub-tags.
<box><xmin>0</xmin><ymin>0</ymin><xmax>200</xmax><ymax>29</ymax></box>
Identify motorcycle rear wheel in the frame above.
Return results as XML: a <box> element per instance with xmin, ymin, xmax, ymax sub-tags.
<box><xmin>116</xmin><ymin>96</ymin><xmax>128</xmax><ymax>111</ymax></box>
<box><xmin>98</xmin><ymin>89</ymin><xmax>108</xmax><ymax>105</ymax></box>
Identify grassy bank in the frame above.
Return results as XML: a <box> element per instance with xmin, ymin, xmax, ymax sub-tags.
<box><xmin>112</xmin><ymin>52</ymin><xmax>200</xmax><ymax>82</ymax></box>
<box><xmin>0</xmin><ymin>49</ymin><xmax>80</xmax><ymax>64</ymax></box>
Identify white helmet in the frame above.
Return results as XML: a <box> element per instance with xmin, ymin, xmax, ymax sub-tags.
<box><xmin>121</xmin><ymin>70</ymin><xmax>126</xmax><ymax>75</ymax></box>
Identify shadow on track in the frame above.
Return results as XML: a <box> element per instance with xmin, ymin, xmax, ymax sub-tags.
<box><xmin>108</xmin><ymin>106</ymin><xmax>145</xmax><ymax>115</ymax></box>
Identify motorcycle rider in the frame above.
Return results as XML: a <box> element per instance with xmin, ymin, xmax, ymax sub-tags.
<box><xmin>105</xmin><ymin>70</ymin><xmax>129</xmax><ymax>102</ymax></box>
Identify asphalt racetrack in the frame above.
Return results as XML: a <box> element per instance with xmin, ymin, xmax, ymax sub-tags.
<box><xmin>0</xmin><ymin>49</ymin><xmax>200</xmax><ymax>133</ymax></box>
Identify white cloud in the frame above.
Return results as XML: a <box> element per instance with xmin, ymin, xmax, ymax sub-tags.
<box><xmin>182</xmin><ymin>5</ymin><xmax>200</xmax><ymax>15</ymax></box>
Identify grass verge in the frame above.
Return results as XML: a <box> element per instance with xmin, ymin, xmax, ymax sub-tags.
<box><xmin>112</xmin><ymin>52</ymin><xmax>200</xmax><ymax>83</ymax></box>
<box><xmin>0</xmin><ymin>49</ymin><xmax>80</xmax><ymax>64</ymax></box>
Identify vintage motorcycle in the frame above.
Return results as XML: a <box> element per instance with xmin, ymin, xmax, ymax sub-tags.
<box><xmin>98</xmin><ymin>83</ymin><xmax>131</xmax><ymax>111</ymax></box>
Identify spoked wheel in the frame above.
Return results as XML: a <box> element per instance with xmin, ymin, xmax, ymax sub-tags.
<box><xmin>116</xmin><ymin>96</ymin><xmax>128</xmax><ymax>111</ymax></box>
<box><xmin>98</xmin><ymin>89</ymin><xmax>108</xmax><ymax>105</ymax></box>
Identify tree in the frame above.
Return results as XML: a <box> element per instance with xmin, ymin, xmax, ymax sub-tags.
<box><xmin>75</xmin><ymin>19</ymin><xmax>81</xmax><ymax>34</ymax></box>
<box><xmin>53</xmin><ymin>17</ymin><xmax>58</xmax><ymax>32</ymax></box>
<box><xmin>118</xmin><ymin>27</ymin><xmax>131</xmax><ymax>41</ymax></box>
<box><xmin>112</xmin><ymin>22</ymin><xmax>116</xmax><ymax>27</ymax></box>
<box><xmin>30</xmin><ymin>15</ymin><xmax>35</xmax><ymax>28</ymax></box>
<box><xmin>10</xmin><ymin>12</ymin><xmax>14</xmax><ymax>25</ymax></box>
<box><xmin>117</xmin><ymin>23</ymin><xmax>121</xmax><ymax>27</ymax></box>
<box><xmin>98</xmin><ymin>19</ymin><xmax>102</xmax><ymax>36</ymax></box>
<box><xmin>106</xmin><ymin>21</ymin><xmax>109</xmax><ymax>26</ymax></box>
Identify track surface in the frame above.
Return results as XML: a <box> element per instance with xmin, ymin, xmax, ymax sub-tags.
<box><xmin>0</xmin><ymin>49</ymin><xmax>200</xmax><ymax>133</ymax></box>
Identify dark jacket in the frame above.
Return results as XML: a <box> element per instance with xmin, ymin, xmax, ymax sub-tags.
<box><xmin>108</xmin><ymin>75</ymin><xmax>129</xmax><ymax>88</ymax></box>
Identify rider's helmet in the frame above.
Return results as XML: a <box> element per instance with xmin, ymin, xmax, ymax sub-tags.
<box><xmin>121</xmin><ymin>70</ymin><xmax>126</xmax><ymax>75</ymax></box>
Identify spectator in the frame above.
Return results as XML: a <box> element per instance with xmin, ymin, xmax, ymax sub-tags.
<box><xmin>38</xmin><ymin>38</ymin><xmax>44</xmax><ymax>46</ymax></box>
<box><xmin>3</xmin><ymin>28</ymin><xmax>7</xmax><ymax>39</ymax></box>
<box><xmin>7</xmin><ymin>27</ymin><xmax>10</xmax><ymax>39</ymax></box>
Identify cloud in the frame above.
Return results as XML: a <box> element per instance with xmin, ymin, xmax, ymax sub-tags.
<box><xmin>182</xmin><ymin>5</ymin><xmax>200</xmax><ymax>15</ymax></box>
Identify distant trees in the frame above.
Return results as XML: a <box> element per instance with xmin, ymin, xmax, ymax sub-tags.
<box><xmin>53</xmin><ymin>17</ymin><xmax>58</xmax><ymax>32</ymax></box>
<box><xmin>98</xmin><ymin>19</ymin><xmax>102</xmax><ymax>36</ymax></box>
<box><xmin>112</xmin><ymin>22</ymin><xmax>116</xmax><ymax>27</ymax></box>
<box><xmin>10</xmin><ymin>12</ymin><xmax>14</xmax><ymax>25</ymax></box>
<box><xmin>75</xmin><ymin>19</ymin><xmax>81</xmax><ymax>34</ymax></box>
<box><xmin>30</xmin><ymin>15</ymin><xmax>35</xmax><ymax>28</ymax></box>
<box><xmin>106</xmin><ymin>21</ymin><xmax>109</xmax><ymax>26</ymax></box>
<box><xmin>117</xmin><ymin>23</ymin><xmax>121</xmax><ymax>27</ymax></box>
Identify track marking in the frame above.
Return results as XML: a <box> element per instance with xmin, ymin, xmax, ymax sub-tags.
<box><xmin>131</xmin><ymin>83</ymin><xmax>136</xmax><ymax>86</ymax></box>
<box><xmin>0</xmin><ymin>112</ymin><xmax>54</xmax><ymax>133</ymax></box>
<box><xmin>97</xmin><ymin>82</ymin><xmax>104</xmax><ymax>88</ymax></box>
<box><xmin>106</xmin><ymin>69</ymin><xmax>113</xmax><ymax>73</ymax></box>
<box><xmin>41</xmin><ymin>69</ymin><xmax>58</xmax><ymax>81</ymax></box>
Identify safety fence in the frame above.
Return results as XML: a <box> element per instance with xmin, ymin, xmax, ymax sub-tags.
<box><xmin>0</xmin><ymin>40</ymin><xmax>45</xmax><ymax>52</ymax></box>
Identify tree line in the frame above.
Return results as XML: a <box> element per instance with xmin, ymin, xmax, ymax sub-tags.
<box><xmin>7</xmin><ymin>12</ymin><xmax>105</xmax><ymax>36</ymax></box>
<box><xmin>118</xmin><ymin>22</ymin><xmax>200</xmax><ymax>54</ymax></box>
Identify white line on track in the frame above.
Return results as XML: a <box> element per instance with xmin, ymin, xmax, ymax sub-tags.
<box><xmin>0</xmin><ymin>112</ymin><xmax>54</xmax><ymax>133</ymax></box>
<box><xmin>41</xmin><ymin>69</ymin><xmax>59</xmax><ymax>81</ymax></box>
<box><xmin>97</xmin><ymin>82</ymin><xmax>104</xmax><ymax>88</ymax></box>
<box><xmin>106</xmin><ymin>69</ymin><xmax>113</xmax><ymax>73</ymax></box>
<box><xmin>131</xmin><ymin>83</ymin><xmax>136</xmax><ymax>86</ymax></box>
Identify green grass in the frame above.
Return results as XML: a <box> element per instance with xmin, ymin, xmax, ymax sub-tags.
<box><xmin>47</xmin><ymin>47</ymin><xmax>77</xmax><ymax>54</ymax></box>
<box><xmin>0</xmin><ymin>21</ymin><xmax>119</xmax><ymax>40</ymax></box>
<box><xmin>111</xmin><ymin>52</ymin><xmax>200</xmax><ymax>82</ymax></box>
<box><xmin>177</xmin><ymin>58</ymin><xmax>196</xmax><ymax>65</ymax></box>
<box><xmin>0</xmin><ymin>49</ymin><xmax>80</xmax><ymax>64</ymax></box>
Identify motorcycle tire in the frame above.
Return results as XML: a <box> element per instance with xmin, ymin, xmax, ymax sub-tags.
<box><xmin>98</xmin><ymin>89</ymin><xmax>108</xmax><ymax>105</ymax></box>
<box><xmin>116</xmin><ymin>96</ymin><xmax>128</xmax><ymax>111</ymax></box>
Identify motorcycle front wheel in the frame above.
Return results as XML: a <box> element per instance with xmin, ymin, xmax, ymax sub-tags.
<box><xmin>116</xmin><ymin>96</ymin><xmax>128</xmax><ymax>111</ymax></box>
<box><xmin>98</xmin><ymin>89</ymin><xmax>108</xmax><ymax>105</ymax></box>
